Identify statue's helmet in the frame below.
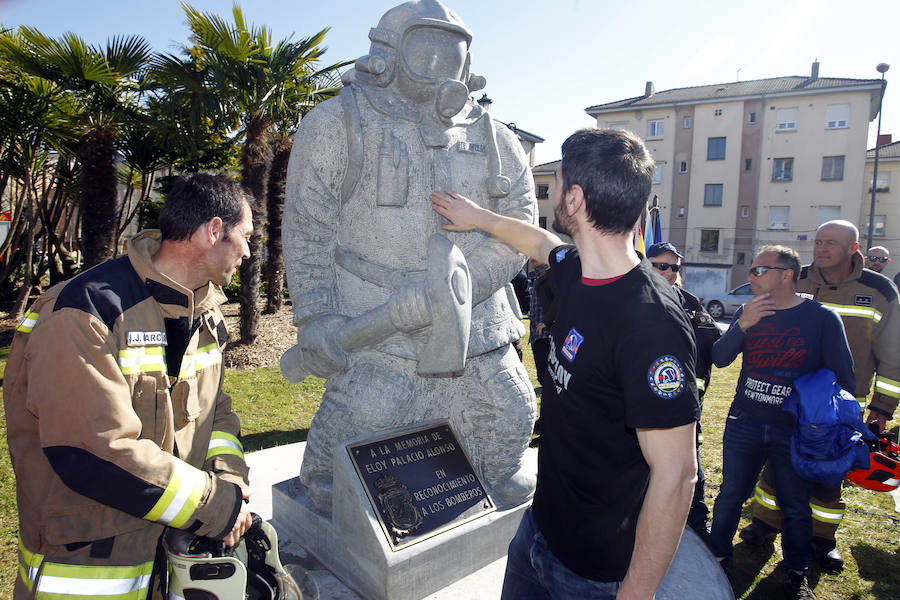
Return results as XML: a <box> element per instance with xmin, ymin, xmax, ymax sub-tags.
<box><xmin>356</xmin><ymin>0</ymin><xmax>484</xmax><ymax>115</ymax></box>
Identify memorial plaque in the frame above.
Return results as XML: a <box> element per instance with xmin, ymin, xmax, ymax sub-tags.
<box><xmin>347</xmin><ymin>422</ymin><xmax>495</xmax><ymax>550</ymax></box>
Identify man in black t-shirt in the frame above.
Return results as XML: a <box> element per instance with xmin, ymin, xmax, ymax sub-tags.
<box><xmin>432</xmin><ymin>128</ymin><xmax>699</xmax><ymax>599</ymax></box>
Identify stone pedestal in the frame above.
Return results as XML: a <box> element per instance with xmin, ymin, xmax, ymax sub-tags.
<box><xmin>271</xmin><ymin>442</ymin><xmax>530</xmax><ymax>600</ymax></box>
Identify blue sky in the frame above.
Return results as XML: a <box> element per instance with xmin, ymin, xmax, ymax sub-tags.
<box><xmin>1</xmin><ymin>0</ymin><xmax>897</xmax><ymax>166</ymax></box>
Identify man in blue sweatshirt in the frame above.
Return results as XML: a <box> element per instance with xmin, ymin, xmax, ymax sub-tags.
<box><xmin>708</xmin><ymin>245</ymin><xmax>854</xmax><ymax>600</ymax></box>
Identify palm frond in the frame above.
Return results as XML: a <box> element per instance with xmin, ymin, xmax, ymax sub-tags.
<box><xmin>105</xmin><ymin>34</ymin><xmax>153</xmax><ymax>76</ymax></box>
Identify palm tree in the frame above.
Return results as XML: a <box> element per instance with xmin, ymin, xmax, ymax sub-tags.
<box><xmin>116</xmin><ymin>125</ymin><xmax>167</xmax><ymax>250</ymax></box>
<box><xmin>262</xmin><ymin>131</ymin><xmax>290</xmax><ymax>313</ymax></box>
<box><xmin>1</xmin><ymin>27</ymin><xmax>152</xmax><ymax>268</ymax></box>
<box><xmin>178</xmin><ymin>2</ymin><xmax>348</xmax><ymax>343</ymax></box>
<box><xmin>0</xmin><ymin>29</ymin><xmax>80</xmax><ymax>313</ymax></box>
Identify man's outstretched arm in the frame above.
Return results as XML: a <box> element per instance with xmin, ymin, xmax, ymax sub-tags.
<box><xmin>431</xmin><ymin>190</ymin><xmax>563</xmax><ymax>263</ymax></box>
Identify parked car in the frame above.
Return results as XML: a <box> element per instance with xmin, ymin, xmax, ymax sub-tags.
<box><xmin>705</xmin><ymin>283</ymin><xmax>753</xmax><ymax>318</ymax></box>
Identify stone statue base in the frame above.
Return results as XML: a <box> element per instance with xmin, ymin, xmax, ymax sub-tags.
<box><xmin>271</xmin><ymin>438</ymin><xmax>532</xmax><ymax>600</ymax></box>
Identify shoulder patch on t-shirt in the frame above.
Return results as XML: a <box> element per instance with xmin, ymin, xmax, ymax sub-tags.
<box><xmin>561</xmin><ymin>327</ymin><xmax>584</xmax><ymax>362</ymax></box>
<box><xmin>555</xmin><ymin>248</ymin><xmax>569</xmax><ymax>263</ymax></box>
<box><xmin>855</xmin><ymin>294</ymin><xmax>873</xmax><ymax>307</ymax></box>
<box><xmin>647</xmin><ymin>355</ymin><xmax>686</xmax><ymax>399</ymax></box>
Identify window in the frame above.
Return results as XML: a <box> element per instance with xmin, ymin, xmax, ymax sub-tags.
<box><xmin>704</xmin><ymin>183</ymin><xmax>723</xmax><ymax>206</ymax></box>
<box><xmin>677</xmin><ymin>207</ymin><xmax>685</xmax><ymax>217</ymax></box>
<box><xmin>607</xmin><ymin>121</ymin><xmax>629</xmax><ymax>131</ymax></box>
<box><xmin>679</xmin><ymin>161</ymin><xmax>688</xmax><ymax>173</ymax></box>
<box><xmin>700</xmin><ymin>230</ymin><xmax>720</xmax><ymax>252</ymax></box>
<box><xmin>536</xmin><ymin>184</ymin><xmax>549</xmax><ymax>199</ymax></box>
<box><xmin>745</xmin><ymin>158</ymin><xmax>753</xmax><ymax>171</ymax></box>
<box><xmin>647</xmin><ymin>119</ymin><xmax>664</xmax><ymax>138</ymax></box>
<box><xmin>737</xmin><ymin>252</ymin><xmax>746</xmax><ymax>265</ymax></box>
<box><xmin>817</xmin><ymin>206</ymin><xmax>840</xmax><ymax>226</ymax></box>
<box><xmin>714</xmin><ymin>108</ymin><xmax>723</xmax><ymax>116</ymax></box>
<box><xmin>776</xmin><ymin>108</ymin><xmax>798</xmax><ymax>131</ymax></box>
<box><xmin>869</xmin><ymin>172</ymin><xmax>891</xmax><ymax>192</ymax></box>
<box><xmin>539</xmin><ymin>216</ymin><xmax>547</xmax><ymax>229</ymax></box>
<box><xmin>707</xmin><ymin>137</ymin><xmax>726</xmax><ymax>160</ymax></box>
<box><xmin>683</xmin><ymin>116</ymin><xmax>691</xmax><ymax>129</ymax></box>
<box><xmin>821</xmin><ymin>155</ymin><xmax>845</xmax><ymax>181</ymax></box>
<box><xmin>864</xmin><ymin>215</ymin><xmax>886</xmax><ymax>237</ymax></box>
<box><xmin>741</xmin><ymin>205</ymin><xmax>750</xmax><ymax>218</ymax></box>
<box><xmin>772</xmin><ymin>157</ymin><xmax>794</xmax><ymax>182</ymax></box>
<box><xmin>825</xmin><ymin>104</ymin><xmax>850</xmax><ymax>129</ymax></box>
<box><xmin>653</xmin><ymin>165</ymin><xmax>662</xmax><ymax>184</ymax></box>
<box><xmin>748</xmin><ymin>112</ymin><xmax>757</xmax><ymax>124</ymax></box>
<box><xmin>768</xmin><ymin>206</ymin><xmax>790</xmax><ymax>230</ymax></box>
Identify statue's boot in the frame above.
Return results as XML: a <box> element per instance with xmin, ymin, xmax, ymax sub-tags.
<box><xmin>490</xmin><ymin>464</ymin><xmax>536</xmax><ymax>509</ymax></box>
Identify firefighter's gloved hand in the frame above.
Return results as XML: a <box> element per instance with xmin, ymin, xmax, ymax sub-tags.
<box><xmin>294</xmin><ymin>314</ymin><xmax>351</xmax><ymax>378</ymax></box>
<box><xmin>866</xmin><ymin>409</ymin><xmax>889</xmax><ymax>432</ymax></box>
<box><xmin>223</xmin><ymin>502</ymin><xmax>253</xmax><ymax>547</ymax></box>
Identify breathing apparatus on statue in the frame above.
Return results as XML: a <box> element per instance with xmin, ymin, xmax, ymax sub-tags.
<box><xmin>350</xmin><ymin>1</ymin><xmax>509</xmax><ymax>199</ymax></box>
<box><xmin>164</xmin><ymin>513</ymin><xmax>305</xmax><ymax>600</ymax></box>
<box><xmin>353</xmin><ymin>0</ymin><xmax>487</xmax><ymax>122</ymax></box>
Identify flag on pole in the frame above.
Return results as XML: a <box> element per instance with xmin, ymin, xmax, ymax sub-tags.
<box><xmin>634</xmin><ymin>219</ymin><xmax>645</xmax><ymax>254</ymax></box>
<box><xmin>644</xmin><ymin>207</ymin><xmax>655</xmax><ymax>254</ymax></box>
<box><xmin>652</xmin><ymin>205</ymin><xmax>662</xmax><ymax>245</ymax></box>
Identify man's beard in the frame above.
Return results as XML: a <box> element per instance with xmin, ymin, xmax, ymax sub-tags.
<box><xmin>551</xmin><ymin>200</ymin><xmax>572</xmax><ymax>237</ymax></box>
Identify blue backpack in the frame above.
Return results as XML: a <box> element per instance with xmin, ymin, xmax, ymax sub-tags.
<box><xmin>781</xmin><ymin>368</ymin><xmax>875</xmax><ymax>488</ymax></box>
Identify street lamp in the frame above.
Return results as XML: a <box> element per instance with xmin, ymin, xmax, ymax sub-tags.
<box><xmin>867</xmin><ymin>62</ymin><xmax>890</xmax><ymax>250</ymax></box>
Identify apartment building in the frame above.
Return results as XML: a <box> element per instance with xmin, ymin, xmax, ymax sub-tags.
<box><xmin>584</xmin><ymin>62</ymin><xmax>884</xmax><ymax>297</ymax></box>
<box><xmin>532</xmin><ymin>159</ymin><xmax>559</xmax><ymax>230</ymax></box>
<box><xmin>862</xmin><ymin>138</ymin><xmax>900</xmax><ymax>280</ymax></box>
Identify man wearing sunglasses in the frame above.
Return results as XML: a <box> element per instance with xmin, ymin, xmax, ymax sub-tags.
<box><xmin>864</xmin><ymin>246</ymin><xmax>891</xmax><ymax>274</ymax></box>
<box><xmin>740</xmin><ymin>221</ymin><xmax>900</xmax><ymax>573</ymax></box>
<box><xmin>648</xmin><ymin>242</ymin><xmax>722</xmax><ymax>541</ymax></box>
<box><xmin>709</xmin><ymin>245</ymin><xmax>854</xmax><ymax>600</ymax></box>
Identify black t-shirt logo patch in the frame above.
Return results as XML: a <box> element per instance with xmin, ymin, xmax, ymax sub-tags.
<box><xmin>855</xmin><ymin>295</ymin><xmax>873</xmax><ymax>307</ymax></box>
<box><xmin>647</xmin><ymin>355</ymin><xmax>686</xmax><ymax>399</ymax></box>
<box><xmin>561</xmin><ymin>327</ymin><xmax>584</xmax><ymax>362</ymax></box>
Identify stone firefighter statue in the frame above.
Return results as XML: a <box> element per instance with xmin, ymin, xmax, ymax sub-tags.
<box><xmin>281</xmin><ymin>0</ymin><xmax>537</xmax><ymax>517</ymax></box>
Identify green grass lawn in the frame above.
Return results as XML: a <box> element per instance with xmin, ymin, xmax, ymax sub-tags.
<box><xmin>1</xmin><ymin>329</ymin><xmax>899</xmax><ymax>599</ymax></box>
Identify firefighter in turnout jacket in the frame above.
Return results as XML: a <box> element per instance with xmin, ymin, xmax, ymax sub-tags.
<box><xmin>740</xmin><ymin>220</ymin><xmax>900</xmax><ymax>572</ymax></box>
<box><xmin>4</xmin><ymin>174</ymin><xmax>255</xmax><ymax>599</ymax></box>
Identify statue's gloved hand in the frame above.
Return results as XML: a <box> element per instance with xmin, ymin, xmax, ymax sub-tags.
<box><xmin>294</xmin><ymin>314</ymin><xmax>351</xmax><ymax>378</ymax></box>
<box><xmin>388</xmin><ymin>282</ymin><xmax>433</xmax><ymax>333</ymax></box>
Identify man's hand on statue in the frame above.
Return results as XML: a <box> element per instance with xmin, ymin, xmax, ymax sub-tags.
<box><xmin>297</xmin><ymin>314</ymin><xmax>351</xmax><ymax>378</ymax></box>
<box><xmin>866</xmin><ymin>410</ymin><xmax>888</xmax><ymax>432</ymax></box>
<box><xmin>737</xmin><ymin>293</ymin><xmax>775</xmax><ymax>331</ymax></box>
<box><xmin>430</xmin><ymin>190</ymin><xmax>489</xmax><ymax>231</ymax></box>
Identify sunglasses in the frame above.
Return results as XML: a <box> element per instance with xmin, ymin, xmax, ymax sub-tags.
<box><xmin>651</xmin><ymin>262</ymin><xmax>680</xmax><ymax>273</ymax></box>
<box><xmin>749</xmin><ymin>265</ymin><xmax>788</xmax><ymax>277</ymax></box>
<box><xmin>867</xmin><ymin>256</ymin><xmax>889</xmax><ymax>263</ymax></box>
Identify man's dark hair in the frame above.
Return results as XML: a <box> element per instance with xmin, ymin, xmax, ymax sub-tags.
<box><xmin>758</xmin><ymin>244</ymin><xmax>801</xmax><ymax>282</ymax></box>
<box><xmin>560</xmin><ymin>128</ymin><xmax>655</xmax><ymax>234</ymax></box>
<box><xmin>159</xmin><ymin>173</ymin><xmax>250</xmax><ymax>241</ymax></box>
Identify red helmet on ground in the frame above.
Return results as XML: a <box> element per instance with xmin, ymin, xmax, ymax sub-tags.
<box><xmin>846</xmin><ymin>434</ymin><xmax>900</xmax><ymax>492</ymax></box>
